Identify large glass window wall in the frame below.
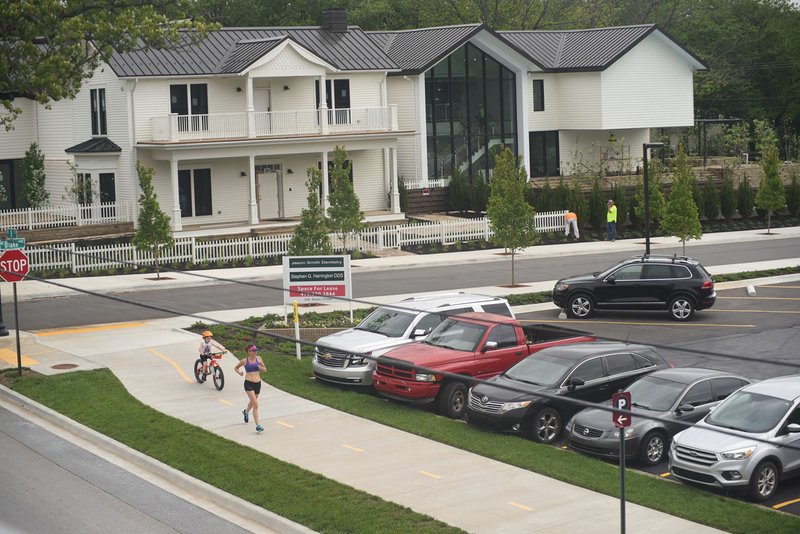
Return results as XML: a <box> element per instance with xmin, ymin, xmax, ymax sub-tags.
<box><xmin>425</xmin><ymin>43</ymin><xmax>517</xmax><ymax>183</ymax></box>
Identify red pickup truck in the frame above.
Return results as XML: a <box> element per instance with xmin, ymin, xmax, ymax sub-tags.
<box><xmin>372</xmin><ymin>312</ymin><xmax>595</xmax><ymax>418</ymax></box>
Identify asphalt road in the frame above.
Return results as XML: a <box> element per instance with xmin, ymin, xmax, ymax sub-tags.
<box><xmin>0</xmin><ymin>406</ymin><xmax>252</xmax><ymax>534</ymax></box>
<box><xmin>5</xmin><ymin>237</ymin><xmax>799</xmax><ymax>331</ymax></box>
<box><xmin>519</xmin><ymin>281</ymin><xmax>800</xmax><ymax>514</ymax></box>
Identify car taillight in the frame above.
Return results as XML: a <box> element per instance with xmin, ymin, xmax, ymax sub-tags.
<box><xmin>701</xmin><ymin>280</ymin><xmax>714</xmax><ymax>289</ymax></box>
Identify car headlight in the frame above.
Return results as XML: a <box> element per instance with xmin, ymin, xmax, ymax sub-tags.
<box><xmin>499</xmin><ymin>400</ymin><xmax>532</xmax><ymax>413</ymax></box>
<box><xmin>612</xmin><ymin>427</ymin><xmax>636</xmax><ymax>439</ymax></box>
<box><xmin>555</xmin><ymin>283</ymin><xmax>570</xmax><ymax>292</ymax></box>
<box><xmin>721</xmin><ymin>447</ymin><xmax>755</xmax><ymax>461</ymax></box>
<box><xmin>348</xmin><ymin>352</ymin><xmax>371</xmax><ymax>366</ymax></box>
<box><xmin>415</xmin><ymin>373</ymin><xmax>437</xmax><ymax>382</ymax></box>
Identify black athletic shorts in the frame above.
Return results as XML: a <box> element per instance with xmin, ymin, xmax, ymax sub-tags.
<box><xmin>244</xmin><ymin>380</ymin><xmax>261</xmax><ymax>394</ymax></box>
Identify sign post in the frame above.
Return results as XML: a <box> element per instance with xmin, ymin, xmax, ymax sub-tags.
<box><xmin>0</xmin><ymin>229</ymin><xmax>28</xmax><ymax>375</ymax></box>
<box><xmin>612</xmin><ymin>391</ymin><xmax>632</xmax><ymax>534</ymax></box>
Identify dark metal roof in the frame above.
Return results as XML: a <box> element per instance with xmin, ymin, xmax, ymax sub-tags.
<box><xmin>109</xmin><ymin>27</ymin><xmax>398</xmax><ymax>77</ymax></box>
<box><xmin>367</xmin><ymin>24</ymin><xmax>484</xmax><ymax>74</ymax></box>
<box><xmin>65</xmin><ymin>137</ymin><xmax>122</xmax><ymax>154</ymax></box>
<box><xmin>499</xmin><ymin>24</ymin><xmax>706</xmax><ymax>72</ymax></box>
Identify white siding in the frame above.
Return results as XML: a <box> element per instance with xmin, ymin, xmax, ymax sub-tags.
<box><xmin>558</xmin><ymin>128</ymin><xmax>649</xmax><ymax>175</ymax></box>
<box><xmin>133</xmin><ymin>79</ymin><xmax>172</xmax><ymax>142</ymax></box>
<box><xmin>552</xmin><ymin>72</ymin><xmax>603</xmax><ymax>130</ymax></box>
<box><xmin>527</xmin><ymin>74</ymin><xmax>561</xmax><ymax>131</ymax></box>
<box><xmin>387</xmin><ymin>76</ymin><xmax>422</xmax><ymax>180</ymax></box>
<box><xmin>348</xmin><ymin>73</ymin><xmax>383</xmax><ymax>108</ymax></box>
<box><xmin>278</xmin><ymin>155</ymin><xmax>317</xmax><ymax>217</ymax></box>
<box><xmin>0</xmin><ymin>100</ymin><xmax>37</xmax><ymax>159</ymax></box>
<box><xmin>351</xmin><ymin>149</ymin><xmax>385</xmax><ymax>211</ymax></box>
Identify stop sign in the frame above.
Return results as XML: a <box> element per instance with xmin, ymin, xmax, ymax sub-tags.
<box><xmin>0</xmin><ymin>249</ymin><xmax>30</xmax><ymax>282</ymax></box>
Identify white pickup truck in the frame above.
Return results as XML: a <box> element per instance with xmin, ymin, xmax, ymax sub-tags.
<box><xmin>312</xmin><ymin>293</ymin><xmax>514</xmax><ymax>386</ymax></box>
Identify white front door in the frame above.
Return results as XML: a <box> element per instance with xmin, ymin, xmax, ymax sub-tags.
<box><xmin>256</xmin><ymin>171</ymin><xmax>282</xmax><ymax>219</ymax></box>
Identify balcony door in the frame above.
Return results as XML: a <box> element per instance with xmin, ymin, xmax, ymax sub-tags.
<box><xmin>170</xmin><ymin>84</ymin><xmax>208</xmax><ymax>132</ymax></box>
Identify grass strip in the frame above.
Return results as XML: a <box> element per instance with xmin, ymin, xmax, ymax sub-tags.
<box><xmin>8</xmin><ymin>369</ymin><xmax>462</xmax><ymax>534</ymax></box>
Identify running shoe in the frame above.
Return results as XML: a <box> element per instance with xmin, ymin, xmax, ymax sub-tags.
<box><xmin>242</xmin><ymin>409</ymin><xmax>249</xmax><ymax>423</ymax></box>
<box><xmin>256</xmin><ymin>424</ymin><xmax>263</xmax><ymax>433</ymax></box>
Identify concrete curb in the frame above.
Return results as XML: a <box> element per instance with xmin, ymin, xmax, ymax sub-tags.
<box><xmin>0</xmin><ymin>384</ymin><xmax>315</xmax><ymax>534</ymax></box>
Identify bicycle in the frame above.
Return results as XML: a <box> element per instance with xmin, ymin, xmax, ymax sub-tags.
<box><xmin>194</xmin><ymin>351</ymin><xmax>226</xmax><ymax>390</ymax></box>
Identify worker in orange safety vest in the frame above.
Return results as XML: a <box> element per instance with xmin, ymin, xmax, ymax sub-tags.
<box><xmin>565</xmin><ymin>211</ymin><xmax>579</xmax><ymax>238</ymax></box>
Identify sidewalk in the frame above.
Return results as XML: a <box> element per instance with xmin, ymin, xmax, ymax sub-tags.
<box><xmin>2</xmin><ymin>228</ymin><xmax>800</xmax><ymax>533</ymax></box>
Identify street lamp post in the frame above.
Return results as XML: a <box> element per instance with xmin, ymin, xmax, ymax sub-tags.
<box><xmin>642</xmin><ymin>142</ymin><xmax>665</xmax><ymax>255</ymax></box>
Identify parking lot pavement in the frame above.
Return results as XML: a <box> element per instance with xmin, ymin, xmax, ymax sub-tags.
<box><xmin>519</xmin><ymin>280</ymin><xmax>800</xmax><ymax>516</ymax></box>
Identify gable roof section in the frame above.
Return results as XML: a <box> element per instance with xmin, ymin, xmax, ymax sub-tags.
<box><xmin>109</xmin><ymin>27</ymin><xmax>398</xmax><ymax>77</ymax></box>
<box><xmin>367</xmin><ymin>24</ymin><xmax>484</xmax><ymax>75</ymax></box>
<box><xmin>500</xmin><ymin>25</ymin><xmax>706</xmax><ymax>72</ymax></box>
<box><xmin>65</xmin><ymin>137</ymin><xmax>122</xmax><ymax>154</ymax></box>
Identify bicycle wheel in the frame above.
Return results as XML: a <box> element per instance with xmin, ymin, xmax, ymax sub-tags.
<box><xmin>213</xmin><ymin>366</ymin><xmax>225</xmax><ymax>391</ymax></box>
<box><xmin>193</xmin><ymin>359</ymin><xmax>205</xmax><ymax>383</ymax></box>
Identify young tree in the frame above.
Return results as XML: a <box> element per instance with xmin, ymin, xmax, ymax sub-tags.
<box><xmin>1</xmin><ymin>1</ymin><xmax>215</xmax><ymax>129</ymax></box>
<box><xmin>588</xmin><ymin>177</ymin><xmax>606</xmax><ymax>230</ymax></box>
<box><xmin>63</xmin><ymin>163</ymin><xmax>99</xmax><ymax>205</ymax></box>
<box><xmin>326</xmin><ymin>146</ymin><xmax>365</xmax><ymax>252</ymax></box>
<box><xmin>787</xmin><ymin>173</ymin><xmax>800</xmax><ymax>217</ymax></box>
<box><xmin>132</xmin><ymin>161</ymin><xmax>174</xmax><ymax>279</ymax></box>
<box><xmin>662</xmin><ymin>147</ymin><xmax>702</xmax><ymax>255</ymax></box>
<box><xmin>486</xmin><ymin>147</ymin><xmax>538</xmax><ymax>286</ymax></box>
<box><xmin>21</xmin><ymin>143</ymin><xmax>49</xmax><ymax>207</ymax></box>
<box><xmin>288</xmin><ymin>166</ymin><xmax>332</xmax><ymax>256</ymax></box>
<box><xmin>701</xmin><ymin>177</ymin><xmax>720</xmax><ymax>220</ymax></box>
<box><xmin>755</xmin><ymin>144</ymin><xmax>786</xmax><ymax>234</ymax></box>
<box><xmin>634</xmin><ymin>160</ymin><xmax>666</xmax><ymax>233</ymax></box>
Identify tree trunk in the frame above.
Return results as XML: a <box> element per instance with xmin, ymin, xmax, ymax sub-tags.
<box><xmin>511</xmin><ymin>250</ymin><xmax>516</xmax><ymax>286</ymax></box>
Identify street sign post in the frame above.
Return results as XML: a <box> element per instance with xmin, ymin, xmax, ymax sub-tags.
<box><xmin>612</xmin><ymin>391</ymin><xmax>632</xmax><ymax>534</ymax></box>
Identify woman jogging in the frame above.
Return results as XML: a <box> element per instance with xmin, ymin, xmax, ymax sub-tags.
<box><xmin>235</xmin><ymin>345</ymin><xmax>267</xmax><ymax>433</ymax></box>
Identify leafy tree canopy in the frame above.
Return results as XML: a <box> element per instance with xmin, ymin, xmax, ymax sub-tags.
<box><xmin>1</xmin><ymin>0</ymin><xmax>216</xmax><ymax>128</ymax></box>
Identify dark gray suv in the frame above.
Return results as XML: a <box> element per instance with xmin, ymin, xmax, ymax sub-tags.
<box><xmin>552</xmin><ymin>254</ymin><xmax>716</xmax><ymax>321</ymax></box>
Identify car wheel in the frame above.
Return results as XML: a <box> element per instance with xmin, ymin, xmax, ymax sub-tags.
<box><xmin>637</xmin><ymin>431</ymin><xmax>667</xmax><ymax>466</ymax></box>
<box><xmin>531</xmin><ymin>407</ymin><xmax>562</xmax><ymax>444</ymax></box>
<box><xmin>437</xmin><ymin>381</ymin><xmax>467</xmax><ymax>419</ymax></box>
<box><xmin>567</xmin><ymin>293</ymin><xmax>594</xmax><ymax>319</ymax></box>
<box><xmin>668</xmin><ymin>295</ymin><xmax>695</xmax><ymax>321</ymax></box>
<box><xmin>747</xmin><ymin>461</ymin><xmax>779</xmax><ymax>502</ymax></box>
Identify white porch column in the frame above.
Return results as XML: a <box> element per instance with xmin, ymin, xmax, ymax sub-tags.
<box><xmin>169</xmin><ymin>158</ymin><xmax>182</xmax><ymax>231</ymax></box>
<box><xmin>321</xmin><ymin>150</ymin><xmax>330</xmax><ymax>214</ymax></box>
<box><xmin>383</xmin><ymin>147</ymin><xmax>391</xmax><ymax>209</ymax></box>
<box><xmin>248</xmin><ymin>155</ymin><xmax>258</xmax><ymax>224</ymax></box>
<box><xmin>246</xmin><ymin>76</ymin><xmax>255</xmax><ymax>138</ymax></box>
<box><xmin>391</xmin><ymin>148</ymin><xmax>400</xmax><ymax>214</ymax></box>
<box><xmin>416</xmin><ymin>74</ymin><xmax>429</xmax><ymax>186</ymax></box>
<box><xmin>319</xmin><ymin>74</ymin><xmax>329</xmax><ymax>135</ymax></box>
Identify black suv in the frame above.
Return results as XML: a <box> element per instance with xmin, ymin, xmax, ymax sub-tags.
<box><xmin>552</xmin><ymin>254</ymin><xmax>715</xmax><ymax>321</ymax></box>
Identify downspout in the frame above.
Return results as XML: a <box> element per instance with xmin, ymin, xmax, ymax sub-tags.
<box><xmin>129</xmin><ymin>78</ymin><xmax>139</xmax><ymax>229</ymax></box>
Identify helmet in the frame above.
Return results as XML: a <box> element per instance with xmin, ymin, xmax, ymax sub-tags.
<box><xmin>201</xmin><ymin>330</ymin><xmax>213</xmax><ymax>338</ymax></box>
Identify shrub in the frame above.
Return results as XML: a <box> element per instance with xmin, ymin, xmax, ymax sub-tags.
<box><xmin>737</xmin><ymin>177</ymin><xmax>755</xmax><ymax>218</ymax></box>
<box><xmin>702</xmin><ymin>178</ymin><xmax>720</xmax><ymax>220</ymax></box>
<box><xmin>588</xmin><ymin>178</ymin><xmax>605</xmax><ymax>229</ymax></box>
<box><xmin>719</xmin><ymin>173</ymin><xmax>736</xmax><ymax>220</ymax></box>
<box><xmin>446</xmin><ymin>169</ymin><xmax>470</xmax><ymax>212</ymax></box>
<box><xmin>787</xmin><ymin>174</ymin><xmax>800</xmax><ymax>217</ymax></box>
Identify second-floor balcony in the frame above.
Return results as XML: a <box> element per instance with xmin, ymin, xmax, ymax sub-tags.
<box><xmin>149</xmin><ymin>106</ymin><xmax>398</xmax><ymax>143</ymax></box>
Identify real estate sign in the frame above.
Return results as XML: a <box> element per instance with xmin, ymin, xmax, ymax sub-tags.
<box><xmin>282</xmin><ymin>255</ymin><xmax>352</xmax><ymax>306</ymax></box>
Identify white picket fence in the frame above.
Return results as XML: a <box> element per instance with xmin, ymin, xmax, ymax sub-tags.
<box><xmin>0</xmin><ymin>202</ymin><xmax>134</xmax><ymax>230</ymax></box>
<box><xmin>24</xmin><ymin>211</ymin><xmax>567</xmax><ymax>273</ymax></box>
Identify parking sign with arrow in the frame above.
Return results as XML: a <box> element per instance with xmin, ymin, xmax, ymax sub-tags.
<box><xmin>612</xmin><ymin>391</ymin><xmax>632</xmax><ymax>428</ymax></box>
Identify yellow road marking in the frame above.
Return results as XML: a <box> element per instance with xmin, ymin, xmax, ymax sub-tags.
<box><xmin>276</xmin><ymin>420</ymin><xmax>295</xmax><ymax>428</ymax></box>
<box><xmin>147</xmin><ymin>348</ymin><xmax>194</xmax><ymax>384</ymax></box>
<box><xmin>17</xmin><ymin>348</ymin><xmax>55</xmax><ymax>357</ymax></box>
<box><xmin>218</xmin><ymin>398</ymin><xmax>233</xmax><ymax>406</ymax></box>
<box><xmin>773</xmin><ymin>497</ymin><xmax>800</xmax><ymax>510</ymax></box>
<box><xmin>37</xmin><ymin>322</ymin><xmax>146</xmax><ymax>337</ymax></box>
<box><xmin>508</xmin><ymin>501</ymin><xmax>534</xmax><ymax>512</ymax></box>
<box><xmin>718</xmin><ymin>296</ymin><xmax>800</xmax><ymax>301</ymax></box>
<box><xmin>342</xmin><ymin>444</ymin><xmax>363</xmax><ymax>453</ymax></box>
<box><xmin>520</xmin><ymin>319</ymin><xmax>755</xmax><ymax>328</ymax></box>
<box><xmin>0</xmin><ymin>348</ymin><xmax>38</xmax><ymax>367</ymax></box>
<box><xmin>659</xmin><ymin>472</ymin><xmax>670</xmax><ymax>478</ymax></box>
<box><xmin>419</xmin><ymin>470</ymin><xmax>442</xmax><ymax>479</ymax></box>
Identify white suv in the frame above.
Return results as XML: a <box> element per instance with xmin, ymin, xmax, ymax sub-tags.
<box><xmin>312</xmin><ymin>293</ymin><xmax>514</xmax><ymax>386</ymax></box>
<box><xmin>669</xmin><ymin>375</ymin><xmax>800</xmax><ymax>501</ymax></box>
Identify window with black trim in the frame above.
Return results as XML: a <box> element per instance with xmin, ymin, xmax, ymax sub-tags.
<box><xmin>529</xmin><ymin>131</ymin><xmax>560</xmax><ymax>177</ymax></box>
<box><xmin>170</xmin><ymin>84</ymin><xmax>208</xmax><ymax>132</ymax></box>
<box><xmin>90</xmin><ymin>88</ymin><xmax>107</xmax><ymax>136</ymax></box>
<box><xmin>178</xmin><ymin>168</ymin><xmax>212</xmax><ymax>217</ymax></box>
<box><xmin>532</xmin><ymin>80</ymin><xmax>544</xmax><ymax>112</ymax></box>
<box><xmin>315</xmin><ymin>79</ymin><xmax>351</xmax><ymax>124</ymax></box>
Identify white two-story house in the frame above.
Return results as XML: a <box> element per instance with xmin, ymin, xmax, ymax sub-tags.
<box><xmin>0</xmin><ymin>10</ymin><xmax>705</xmax><ymax>234</ymax></box>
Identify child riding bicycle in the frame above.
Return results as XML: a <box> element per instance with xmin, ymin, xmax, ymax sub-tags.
<box><xmin>198</xmin><ymin>330</ymin><xmax>227</xmax><ymax>378</ymax></box>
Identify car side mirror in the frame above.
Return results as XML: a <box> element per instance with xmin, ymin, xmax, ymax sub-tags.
<box><xmin>605</xmin><ymin>275</ymin><xmax>616</xmax><ymax>284</ymax></box>
<box><xmin>567</xmin><ymin>377</ymin><xmax>585</xmax><ymax>391</ymax></box>
<box><xmin>482</xmin><ymin>340</ymin><xmax>498</xmax><ymax>352</ymax></box>
<box><xmin>411</xmin><ymin>329</ymin><xmax>427</xmax><ymax>339</ymax></box>
<box><xmin>676</xmin><ymin>403</ymin><xmax>694</xmax><ymax>414</ymax></box>
<box><xmin>786</xmin><ymin>423</ymin><xmax>800</xmax><ymax>433</ymax></box>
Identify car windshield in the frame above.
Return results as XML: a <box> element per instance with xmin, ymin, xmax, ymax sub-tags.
<box><xmin>504</xmin><ymin>353</ymin><xmax>572</xmax><ymax>387</ymax></box>
<box><xmin>424</xmin><ymin>318</ymin><xmax>487</xmax><ymax>352</ymax></box>
<box><xmin>626</xmin><ymin>376</ymin><xmax>686</xmax><ymax>411</ymax></box>
<box><xmin>705</xmin><ymin>390</ymin><xmax>792</xmax><ymax>433</ymax></box>
<box><xmin>355</xmin><ymin>307</ymin><xmax>416</xmax><ymax>338</ymax></box>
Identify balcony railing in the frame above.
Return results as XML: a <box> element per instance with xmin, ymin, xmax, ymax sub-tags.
<box><xmin>150</xmin><ymin>106</ymin><xmax>398</xmax><ymax>142</ymax></box>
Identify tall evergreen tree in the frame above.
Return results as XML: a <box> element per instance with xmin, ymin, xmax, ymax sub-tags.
<box><xmin>737</xmin><ymin>177</ymin><xmax>755</xmax><ymax>219</ymax></box>
<box><xmin>486</xmin><ymin>147</ymin><xmax>538</xmax><ymax>286</ymax></box>
<box><xmin>327</xmin><ymin>146</ymin><xmax>365</xmax><ymax>252</ymax></box>
<box><xmin>288</xmin><ymin>167</ymin><xmax>332</xmax><ymax>256</ymax></box>
<box><xmin>21</xmin><ymin>143</ymin><xmax>49</xmax><ymax>207</ymax></box>
<box><xmin>662</xmin><ymin>147</ymin><xmax>702</xmax><ymax>255</ymax></box>
<box><xmin>755</xmin><ymin>144</ymin><xmax>786</xmax><ymax>234</ymax></box>
<box><xmin>634</xmin><ymin>161</ymin><xmax>666</xmax><ymax>233</ymax></box>
<box><xmin>132</xmin><ymin>162</ymin><xmax>174</xmax><ymax>279</ymax></box>
<box><xmin>719</xmin><ymin>173</ymin><xmax>736</xmax><ymax>220</ymax></box>
<box><xmin>701</xmin><ymin>177</ymin><xmax>720</xmax><ymax>220</ymax></box>
<box><xmin>787</xmin><ymin>173</ymin><xmax>800</xmax><ymax>217</ymax></box>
